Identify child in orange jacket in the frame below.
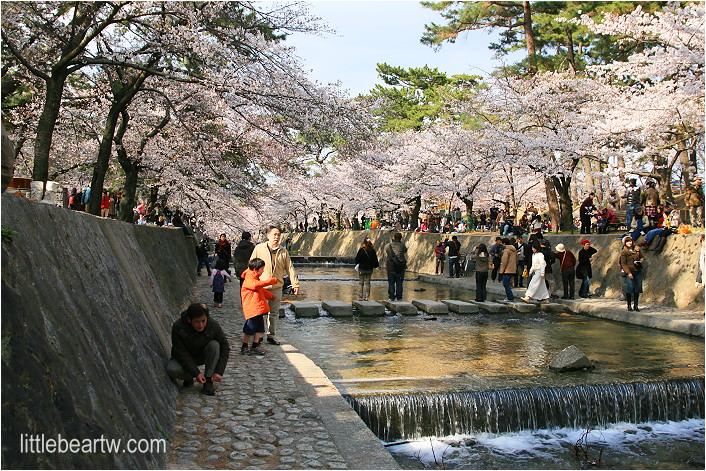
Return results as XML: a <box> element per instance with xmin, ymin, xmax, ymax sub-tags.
<box><xmin>240</xmin><ymin>258</ymin><xmax>277</xmax><ymax>355</ymax></box>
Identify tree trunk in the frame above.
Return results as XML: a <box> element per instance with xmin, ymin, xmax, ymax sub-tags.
<box><xmin>120</xmin><ymin>163</ymin><xmax>139</xmax><ymax>222</ymax></box>
<box><xmin>544</xmin><ymin>177</ymin><xmax>560</xmax><ymax>232</ymax></box>
<box><xmin>582</xmin><ymin>156</ymin><xmax>595</xmax><ymax>194</ymax></box>
<box><xmin>678</xmin><ymin>139</ymin><xmax>694</xmax><ymax>188</ymax></box>
<box><xmin>523</xmin><ymin>1</ymin><xmax>536</xmax><ymax>72</ymax></box>
<box><xmin>88</xmin><ymin>106</ymin><xmax>122</xmax><ymax>215</ymax></box>
<box><xmin>456</xmin><ymin>192</ymin><xmax>474</xmax><ymax>217</ymax></box>
<box><xmin>409</xmin><ymin>194</ymin><xmax>422</xmax><ymax>229</ymax></box>
<box><xmin>32</xmin><ymin>74</ymin><xmax>67</xmax><ymax>186</ymax></box>
<box><xmin>552</xmin><ymin>175</ymin><xmax>574</xmax><ymax>233</ymax></box>
<box><xmin>565</xmin><ymin>28</ymin><xmax>576</xmax><ymax>74</ymax></box>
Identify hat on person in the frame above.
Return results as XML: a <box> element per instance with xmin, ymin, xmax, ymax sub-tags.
<box><xmin>242</xmin><ymin>231</ymin><xmax>251</xmax><ymax>239</ymax></box>
<box><xmin>622</xmin><ymin>235</ymin><xmax>633</xmax><ymax>243</ymax></box>
<box><xmin>580</xmin><ymin>239</ymin><xmax>590</xmax><ymax>245</ymax></box>
<box><xmin>555</xmin><ymin>243</ymin><xmax>565</xmax><ymax>252</ymax></box>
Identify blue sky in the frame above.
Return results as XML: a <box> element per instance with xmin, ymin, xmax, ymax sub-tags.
<box><xmin>286</xmin><ymin>1</ymin><xmax>516</xmax><ymax>97</ymax></box>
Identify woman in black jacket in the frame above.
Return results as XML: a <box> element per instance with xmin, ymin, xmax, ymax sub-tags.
<box><xmin>355</xmin><ymin>238</ymin><xmax>379</xmax><ymax>301</ymax></box>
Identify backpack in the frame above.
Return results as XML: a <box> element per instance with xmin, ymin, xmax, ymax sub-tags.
<box><xmin>212</xmin><ymin>271</ymin><xmax>225</xmax><ymax>292</ymax></box>
<box><xmin>390</xmin><ymin>252</ymin><xmax>407</xmax><ymax>271</ymax></box>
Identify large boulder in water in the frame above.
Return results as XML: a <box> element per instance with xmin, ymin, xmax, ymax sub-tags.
<box><xmin>549</xmin><ymin>345</ymin><xmax>595</xmax><ymax>372</ymax></box>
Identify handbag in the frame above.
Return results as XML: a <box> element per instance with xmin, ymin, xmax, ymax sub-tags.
<box><xmin>522</xmin><ymin>266</ymin><xmax>529</xmax><ymax>278</ymax></box>
<box><xmin>354</xmin><ymin>264</ymin><xmax>360</xmax><ymax>273</ymax></box>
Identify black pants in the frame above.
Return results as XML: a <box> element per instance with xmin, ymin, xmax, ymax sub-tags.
<box><xmin>580</xmin><ymin>216</ymin><xmax>592</xmax><ymax>234</ymax></box>
<box><xmin>214</xmin><ymin>291</ymin><xmax>224</xmax><ymax>303</ymax></box>
<box><xmin>475</xmin><ymin>271</ymin><xmax>488</xmax><ymax>301</ymax></box>
<box><xmin>491</xmin><ymin>257</ymin><xmax>501</xmax><ymax>281</ymax></box>
<box><xmin>387</xmin><ymin>270</ymin><xmax>405</xmax><ymax>300</ymax></box>
<box><xmin>561</xmin><ymin>269</ymin><xmax>575</xmax><ymax>298</ymax></box>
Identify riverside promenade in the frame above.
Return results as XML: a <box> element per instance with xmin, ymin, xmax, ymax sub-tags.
<box><xmin>166</xmin><ymin>276</ymin><xmax>400</xmax><ymax>470</ymax></box>
<box><xmin>419</xmin><ymin>274</ymin><xmax>705</xmax><ymax>337</ymax></box>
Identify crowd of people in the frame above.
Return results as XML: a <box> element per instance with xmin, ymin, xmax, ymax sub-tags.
<box><xmin>170</xmin><ymin>226</ymin><xmax>300</xmax><ymax>395</ymax></box>
<box><xmin>285</xmin><ymin>178</ymin><xmax>705</xmax><ymax>236</ymax></box>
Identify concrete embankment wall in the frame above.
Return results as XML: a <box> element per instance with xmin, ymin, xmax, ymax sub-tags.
<box><xmin>1</xmin><ymin>195</ymin><xmax>196</xmax><ymax>469</ymax></box>
<box><xmin>289</xmin><ymin>230</ymin><xmax>704</xmax><ymax>309</ymax></box>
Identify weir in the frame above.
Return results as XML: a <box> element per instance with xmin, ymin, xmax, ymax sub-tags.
<box><xmin>345</xmin><ymin>378</ymin><xmax>705</xmax><ymax>442</ymax></box>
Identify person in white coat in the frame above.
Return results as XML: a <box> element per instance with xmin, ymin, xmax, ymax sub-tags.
<box><xmin>521</xmin><ymin>244</ymin><xmax>550</xmax><ymax>302</ymax></box>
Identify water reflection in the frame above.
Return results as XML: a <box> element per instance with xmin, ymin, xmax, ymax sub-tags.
<box><xmin>280</xmin><ymin>267</ymin><xmax>705</xmax><ymax>395</ymax></box>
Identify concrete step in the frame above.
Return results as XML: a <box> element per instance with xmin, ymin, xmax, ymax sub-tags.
<box><xmin>504</xmin><ymin>300</ymin><xmax>539</xmax><ymax>313</ymax></box>
<box><xmin>291</xmin><ymin>301</ymin><xmax>320</xmax><ymax>318</ymax></box>
<box><xmin>467</xmin><ymin>300</ymin><xmax>508</xmax><ymax>313</ymax></box>
<box><xmin>540</xmin><ymin>302</ymin><xmax>570</xmax><ymax>314</ymax></box>
<box><xmin>441</xmin><ymin>299</ymin><xmax>480</xmax><ymax>314</ymax></box>
<box><xmin>352</xmin><ymin>300</ymin><xmax>386</xmax><ymax>316</ymax></box>
<box><xmin>411</xmin><ymin>300</ymin><xmax>449</xmax><ymax>314</ymax></box>
<box><xmin>321</xmin><ymin>300</ymin><xmax>353</xmax><ymax>317</ymax></box>
<box><xmin>381</xmin><ymin>300</ymin><xmax>418</xmax><ymax>315</ymax></box>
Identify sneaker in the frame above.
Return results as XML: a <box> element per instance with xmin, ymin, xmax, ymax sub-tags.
<box><xmin>251</xmin><ymin>345</ymin><xmax>267</xmax><ymax>355</ymax></box>
<box><xmin>266</xmin><ymin>337</ymin><xmax>280</xmax><ymax>345</ymax></box>
<box><xmin>240</xmin><ymin>345</ymin><xmax>251</xmax><ymax>355</ymax></box>
<box><xmin>201</xmin><ymin>378</ymin><xmax>216</xmax><ymax>396</ymax></box>
<box><xmin>183</xmin><ymin>377</ymin><xmax>194</xmax><ymax>387</ymax></box>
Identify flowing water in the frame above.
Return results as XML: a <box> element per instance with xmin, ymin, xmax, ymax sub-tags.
<box><xmin>279</xmin><ymin>266</ymin><xmax>705</xmax><ymax>469</ymax></box>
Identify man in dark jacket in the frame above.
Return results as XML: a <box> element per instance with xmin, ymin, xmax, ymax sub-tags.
<box><xmin>445</xmin><ymin>235</ymin><xmax>462</xmax><ymax>278</ymax></box>
<box><xmin>232</xmin><ymin>231</ymin><xmax>256</xmax><ymax>285</ymax></box>
<box><xmin>386</xmin><ymin>232</ymin><xmax>408</xmax><ymax>301</ymax></box>
<box><xmin>167</xmin><ymin>303</ymin><xmax>230</xmax><ymax>396</ymax></box>
<box><xmin>195</xmin><ymin>238</ymin><xmax>211</xmax><ymax>276</ymax></box>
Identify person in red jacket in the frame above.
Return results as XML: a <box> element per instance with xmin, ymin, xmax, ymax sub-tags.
<box><xmin>240</xmin><ymin>258</ymin><xmax>277</xmax><ymax>355</ymax></box>
<box><xmin>100</xmin><ymin>190</ymin><xmax>111</xmax><ymax>218</ymax></box>
<box><xmin>553</xmin><ymin>243</ymin><xmax>577</xmax><ymax>299</ymax></box>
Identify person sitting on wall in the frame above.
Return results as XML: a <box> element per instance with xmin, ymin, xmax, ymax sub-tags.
<box><xmin>167</xmin><ymin>303</ymin><xmax>230</xmax><ymax>396</ymax></box>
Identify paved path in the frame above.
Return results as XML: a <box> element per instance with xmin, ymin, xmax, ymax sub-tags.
<box><xmin>166</xmin><ymin>276</ymin><xmax>399</xmax><ymax>470</ymax></box>
<box><xmin>419</xmin><ymin>274</ymin><xmax>705</xmax><ymax>337</ymax></box>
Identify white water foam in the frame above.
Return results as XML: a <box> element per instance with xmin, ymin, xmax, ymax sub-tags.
<box><xmin>387</xmin><ymin>418</ymin><xmax>705</xmax><ymax>468</ymax></box>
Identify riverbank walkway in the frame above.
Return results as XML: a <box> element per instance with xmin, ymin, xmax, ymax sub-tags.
<box><xmin>166</xmin><ymin>276</ymin><xmax>400</xmax><ymax>470</ymax></box>
<box><xmin>418</xmin><ymin>274</ymin><xmax>705</xmax><ymax>337</ymax></box>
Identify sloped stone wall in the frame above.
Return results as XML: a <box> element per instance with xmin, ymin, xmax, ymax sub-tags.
<box><xmin>1</xmin><ymin>195</ymin><xmax>196</xmax><ymax>469</ymax></box>
<box><xmin>289</xmin><ymin>230</ymin><xmax>704</xmax><ymax>309</ymax></box>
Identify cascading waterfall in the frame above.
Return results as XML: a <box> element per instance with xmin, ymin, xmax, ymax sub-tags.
<box><xmin>345</xmin><ymin>378</ymin><xmax>705</xmax><ymax>441</ymax></box>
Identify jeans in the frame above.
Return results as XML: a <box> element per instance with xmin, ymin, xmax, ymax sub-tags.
<box><xmin>578</xmin><ymin>276</ymin><xmax>591</xmax><ymax>297</ymax></box>
<box><xmin>358</xmin><ymin>270</ymin><xmax>373</xmax><ymax>299</ymax></box>
<box><xmin>448</xmin><ymin>256</ymin><xmax>460</xmax><ymax>277</ymax></box>
<box><xmin>626</xmin><ymin>203</ymin><xmax>641</xmax><ymax>229</ymax></box>
<box><xmin>387</xmin><ymin>270</ymin><xmax>405</xmax><ymax>300</ymax></box>
<box><xmin>197</xmin><ymin>256</ymin><xmax>211</xmax><ymax>275</ymax></box>
<box><xmin>475</xmin><ymin>271</ymin><xmax>488</xmax><ymax>301</ymax></box>
<box><xmin>501</xmin><ymin>273</ymin><xmax>514</xmax><ymax>300</ymax></box>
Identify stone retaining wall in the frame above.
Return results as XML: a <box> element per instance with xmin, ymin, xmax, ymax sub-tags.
<box><xmin>1</xmin><ymin>195</ymin><xmax>196</xmax><ymax>469</ymax></box>
<box><xmin>289</xmin><ymin>230</ymin><xmax>704</xmax><ymax>309</ymax></box>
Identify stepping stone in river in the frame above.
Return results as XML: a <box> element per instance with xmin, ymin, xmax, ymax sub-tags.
<box><xmin>381</xmin><ymin>300</ymin><xmax>418</xmax><ymax>315</ymax></box>
<box><xmin>539</xmin><ymin>302</ymin><xmax>569</xmax><ymax>314</ymax></box>
<box><xmin>505</xmin><ymin>301</ymin><xmax>539</xmax><ymax>313</ymax></box>
<box><xmin>411</xmin><ymin>300</ymin><xmax>449</xmax><ymax>314</ymax></box>
<box><xmin>352</xmin><ymin>300</ymin><xmax>385</xmax><ymax>317</ymax></box>
<box><xmin>291</xmin><ymin>302</ymin><xmax>320</xmax><ymax>318</ymax></box>
<box><xmin>467</xmin><ymin>300</ymin><xmax>508</xmax><ymax>313</ymax></box>
<box><xmin>441</xmin><ymin>300</ymin><xmax>480</xmax><ymax>314</ymax></box>
<box><xmin>321</xmin><ymin>300</ymin><xmax>353</xmax><ymax>317</ymax></box>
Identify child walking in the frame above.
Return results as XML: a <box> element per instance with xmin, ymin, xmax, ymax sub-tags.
<box><xmin>210</xmin><ymin>258</ymin><xmax>231</xmax><ymax>308</ymax></box>
<box><xmin>240</xmin><ymin>258</ymin><xmax>278</xmax><ymax>355</ymax></box>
